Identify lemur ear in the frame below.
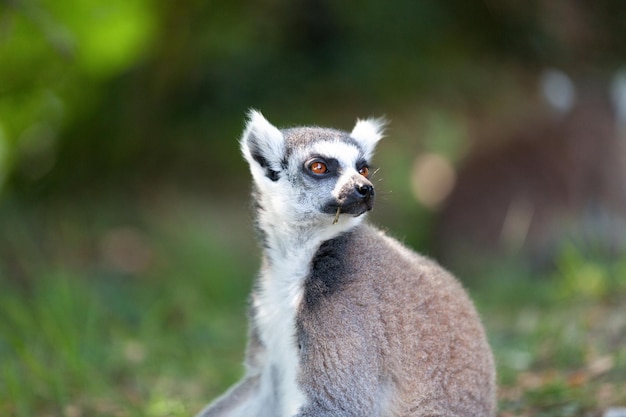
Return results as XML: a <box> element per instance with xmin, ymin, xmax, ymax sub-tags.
<box><xmin>240</xmin><ymin>110</ymin><xmax>285</xmax><ymax>182</ymax></box>
<box><xmin>350</xmin><ymin>117</ymin><xmax>386</xmax><ymax>159</ymax></box>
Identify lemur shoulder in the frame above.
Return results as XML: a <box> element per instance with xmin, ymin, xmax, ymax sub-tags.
<box><xmin>195</xmin><ymin>111</ymin><xmax>497</xmax><ymax>417</ymax></box>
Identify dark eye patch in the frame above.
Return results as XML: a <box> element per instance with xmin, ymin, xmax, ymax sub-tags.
<box><xmin>304</xmin><ymin>156</ymin><xmax>340</xmax><ymax>178</ymax></box>
<box><xmin>356</xmin><ymin>158</ymin><xmax>368</xmax><ymax>170</ymax></box>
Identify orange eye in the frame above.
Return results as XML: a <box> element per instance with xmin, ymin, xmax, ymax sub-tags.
<box><xmin>358</xmin><ymin>166</ymin><xmax>370</xmax><ymax>177</ymax></box>
<box><xmin>310</xmin><ymin>161</ymin><xmax>328</xmax><ymax>174</ymax></box>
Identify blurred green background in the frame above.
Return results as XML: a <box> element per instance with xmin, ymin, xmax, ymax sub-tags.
<box><xmin>1</xmin><ymin>1</ymin><xmax>626</xmax><ymax>416</ymax></box>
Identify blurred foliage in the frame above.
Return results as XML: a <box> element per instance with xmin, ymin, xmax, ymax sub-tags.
<box><xmin>0</xmin><ymin>196</ymin><xmax>255</xmax><ymax>416</ymax></box>
<box><xmin>0</xmin><ymin>0</ymin><xmax>156</xmax><ymax>189</ymax></box>
<box><xmin>1</xmin><ymin>0</ymin><xmax>625</xmax><ymax>197</ymax></box>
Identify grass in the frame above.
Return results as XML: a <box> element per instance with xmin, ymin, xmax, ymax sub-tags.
<box><xmin>479</xmin><ymin>251</ymin><xmax>626</xmax><ymax>416</ymax></box>
<box><xmin>0</xmin><ymin>193</ymin><xmax>625</xmax><ymax>417</ymax></box>
<box><xmin>0</xmin><ymin>194</ymin><xmax>254</xmax><ymax>416</ymax></box>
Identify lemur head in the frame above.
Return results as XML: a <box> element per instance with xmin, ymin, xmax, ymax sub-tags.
<box><xmin>240</xmin><ymin>110</ymin><xmax>385</xmax><ymax>237</ymax></box>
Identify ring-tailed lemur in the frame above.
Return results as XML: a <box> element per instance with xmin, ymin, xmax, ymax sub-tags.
<box><xmin>196</xmin><ymin>111</ymin><xmax>496</xmax><ymax>417</ymax></box>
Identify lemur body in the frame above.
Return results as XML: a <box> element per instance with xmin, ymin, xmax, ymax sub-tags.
<box><xmin>196</xmin><ymin>111</ymin><xmax>496</xmax><ymax>417</ymax></box>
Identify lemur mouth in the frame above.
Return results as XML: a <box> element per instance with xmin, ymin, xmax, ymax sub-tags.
<box><xmin>332</xmin><ymin>204</ymin><xmax>372</xmax><ymax>223</ymax></box>
<box><xmin>343</xmin><ymin>201</ymin><xmax>374</xmax><ymax>216</ymax></box>
<box><xmin>326</xmin><ymin>199</ymin><xmax>374</xmax><ymax>224</ymax></box>
<box><xmin>324</xmin><ymin>182</ymin><xmax>375</xmax><ymax>223</ymax></box>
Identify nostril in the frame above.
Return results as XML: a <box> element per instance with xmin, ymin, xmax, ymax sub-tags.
<box><xmin>356</xmin><ymin>184</ymin><xmax>374</xmax><ymax>198</ymax></box>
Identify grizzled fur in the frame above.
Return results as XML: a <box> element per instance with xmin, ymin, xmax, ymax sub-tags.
<box><xmin>195</xmin><ymin>111</ymin><xmax>496</xmax><ymax>417</ymax></box>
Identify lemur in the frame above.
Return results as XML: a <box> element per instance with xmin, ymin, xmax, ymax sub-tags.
<box><xmin>196</xmin><ymin>111</ymin><xmax>496</xmax><ymax>417</ymax></box>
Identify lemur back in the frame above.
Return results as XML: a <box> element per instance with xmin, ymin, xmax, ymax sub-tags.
<box><xmin>196</xmin><ymin>111</ymin><xmax>496</xmax><ymax>417</ymax></box>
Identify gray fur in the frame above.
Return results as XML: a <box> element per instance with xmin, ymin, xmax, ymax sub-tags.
<box><xmin>296</xmin><ymin>226</ymin><xmax>495</xmax><ymax>416</ymax></box>
<box><xmin>281</xmin><ymin>127</ymin><xmax>363</xmax><ymax>157</ymax></box>
<box><xmin>196</xmin><ymin>111</ymin><xmax>496</xmax><ymax>417</ymax></box>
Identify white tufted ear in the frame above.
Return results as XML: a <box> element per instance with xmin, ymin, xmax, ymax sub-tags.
<box><xmin>350</xmin><ymin>117</ymin><xmax>386</xmax><ymax>159</ymax></box>
<box><xmin>240</xmin><ymin>110</ymin><xmax>286</xmax><ymax>182</ymax></box>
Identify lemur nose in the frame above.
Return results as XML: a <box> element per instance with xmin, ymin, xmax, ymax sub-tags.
<box><xmin>356</xmin><ymin>184</ymin><xmax>374</xmax><ymax>198</ymax></box>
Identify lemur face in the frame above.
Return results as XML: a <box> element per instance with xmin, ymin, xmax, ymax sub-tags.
<box><xmin>241</xmin><ymin>111</ymin><xmax>385</xmax><ymax>226</ymax></box>
<box><xmin>287</xmin><ymin>132</ymin><xmax>375</xmax><ymax>218</ymax></box>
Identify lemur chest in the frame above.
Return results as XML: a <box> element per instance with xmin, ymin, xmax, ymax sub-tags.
<box><xmin>253</xmin><ymin>255</ymin><xmax>310</xmax><ymax>416</ymax></box>
<box><xmin>255</xmin><ymin>265</ymin><xmax>305</xmax><ymax>351</ymax></box>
